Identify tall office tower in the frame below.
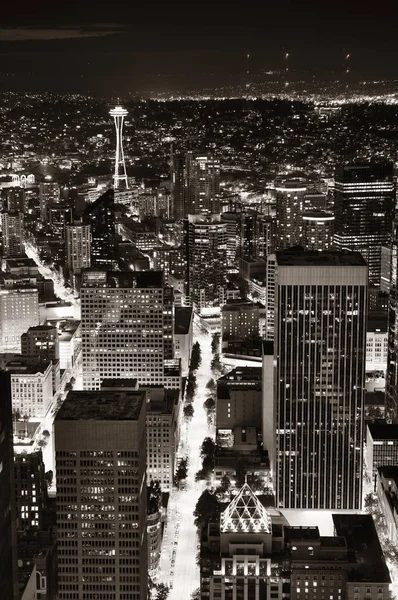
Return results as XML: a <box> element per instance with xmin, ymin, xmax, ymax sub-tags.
<box><xmin>21</xmin><ymin>325</ymin><xmax>60</xmax><ymax>361</ymax></box>
<box><xmin>81</xmin><ymin>270</ymin><xmax>179</xmax><ymax>390</ymax></box>
<box><xmin>0</xmin><ymin>288</ymin><xmax>39</xmax><ymax>352</ymax></box>
<box><xmin>239</xmin><ymin>211</ymin><xmax>257</xmax><ymax>257</ymax></box>
<box><xmin>334</xmin><ymin>162</ymin><xmax>395</xmax><ymax>286</ymax></box>
<box><xmin>65</xmin><ymin>222</ymin><xmax>91</xmax><ymax>274</ymax></box>
<box><xmin>302</xmin><ymin>209</ymin><xmax>334</xmax><ymax>250</ymax></box>
<box><xmin>185</xmin><ymin>214</ymin><xmax>227</xmax><ymax>313</ymax></box>
<box><xmin>6</xmin><ymin>187</ymin><xmax>26</xmax><ymax>213</ymax></box>
<box><xmin>55</xmin><ymin>389</ymin><xmax>147</xmax><ymax>600</ymax></box>
<box><xmin>186</xmin><ymin>151</ymin><xmax>220</xmax><ymax>214</ymax></box>
<box><xmin>1</xmin><ymin>212</ymin><xmax>24</xmax><ymax>257</ymax></box>
<box><xmin>83</xmin><ymin>189</ymin><xmax>116</xmax><ymax>268</ymax></box>
<box><xmin>274</xmin><ymin>249</ymin><xmax>367</xmax><ymax>509</ymax></box>
<box><xmin>110</xmin><ymin>104</ymin><xmax>129</xmax><ymax>189</ymax></box>
<box><xmin>275</xmin><ymin>179</ymin><xmax>308</xmax><ymax>249</ymax></box>
<box><xmin>387</xmin><ymin>218</ymin><xmax>398</xmax><ymax>421</ymax></box>
<box><xmin>0</xmin><ymin>373</ymin><xmax>18</xmax><ymax>600</ymax></box>
<box><xmin>171</xmin><ymin>153</ymin><xmax>186</xmax><ymax>220</ymax></box>
<box><xmin>14</xmin><ymin>450</ymin><xmax>47</xmax><ymax>530</ymax></box>
<box><xmin>39</xmin><ymin>182</ymin><xmax>60</xmax><ymax>221</ymax></box>
<box><xmin>255</xmin><ymin>214</ymin><xmax>275</xmax><ymax>258</ymax></box>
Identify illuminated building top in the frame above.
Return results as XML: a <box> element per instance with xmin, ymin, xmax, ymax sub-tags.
<box><xmin>220</xmin><ymin>483</ymin><xmax>271</xmax><ymax>534</ymax></box>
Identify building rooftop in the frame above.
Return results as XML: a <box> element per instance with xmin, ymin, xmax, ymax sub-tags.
<box><xmin>174</xmin><ymin>306</ymin><xmax>193</xmax><ymax>335</ymax></box>
<box><xmin>6</xmin><ymin>356</ymin><xmax>51</xmax><ymax>374</ymax></box>
<box><xmin>220</xmin><ymin>483</ymin><xmax>272</xmax><ymax>534</ymax></box>
<box><xmin>367</xmin><ymin>310</ymin><xmax>388</xmax><ymax>333</ymax></box>
<box><xmin>219</xmin><ymin>367</ymin><xmax>262</xmax><ymax>384</ymax></box>
<box><xmin>82</xmin><ymin>269</ymin><xmax>164</xmax><ymax>289</ymax></box>
<box><xmin>101</xmin><ymin>378</ymin><xmax>138</xmax><ymax>390</ymax></box>
<box><xmin>367</xmin><ymin>422</ymin><xmax>398</xmax><ymax>440</ymax></box>
<box><xmin>285</xmin><ymin>526</ymin><xmax>320</xmax><ymax>542</ymax></box>
<box><xmin>276</xmin><ymin>248</ymin><xmax>367</xmax><ymax>267</ymax></box>
<box><xmin>333</xmin><ymin>514</ymin><xmax>391</xmax><ymax>583</ymax></box>
<box><xmin>55</xmin><ymin>390</ymin><xmax>145</xmax><ymax>421</ymax></box>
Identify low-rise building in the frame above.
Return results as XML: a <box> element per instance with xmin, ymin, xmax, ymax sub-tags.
<box><xmin>377</xmin><ymin>466</ymin><xmax>398</xmax><ymax>547</ymax></box>
<box><xmin>366</xmin><ymin>422</ymin><xmax>398</xmax><ymax>483</ymax></box>
<box><xmin>174</xmin><ymin>306</ymin><xmax>194</xmax><ymax>376</ymax></box>
<box><xmin>366</xmin><ymin>311</ymin><xmax>388</xmax><ymax>373</ymax></box>
<box><xmin>5</xmin><ymin>357</ymin><xmax>53</xmax><ymax>419</ymax></box>
<box><xmin>216</xmin><ymin>368</ymin><xmax>263</xmax><ymax>430</ymax></box>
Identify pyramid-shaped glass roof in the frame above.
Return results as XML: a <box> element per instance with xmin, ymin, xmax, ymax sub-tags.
<box><xmin>220</xmin><ymin>483</ymin><xmax>272</xmax><ymax>534</ymax></box>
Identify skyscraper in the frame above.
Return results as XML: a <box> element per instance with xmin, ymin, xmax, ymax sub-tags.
<box><xmin>83</xmin><ymin>189</ymin><xmax>116</xmax><ymax>269</ymax></box>
<box><xmin>334</xmin><ymin>162</ymin><xmax>395</xmax><ymax>286</ymax></box>
<box><xmin>0</xmin><ymin>288</ymin><xmax>39</xmax><ymax>352</ymax></box>
<box><xmin>302</xmin><ymin>209</ymin><xmax>334</xmax><ymax>251</ymax></box>
<box><xmin>39</xmin><ymin>182</ymin><xmax>60</xmax><ymax>221</ymax></box>
<box><xmin>1</xmin><ymin>212</ymin><xmax>24</xmax><ymax>258</ymax></box>
<box><xmin>274</xmin><ymin>249</ymin><xmax>367</xmax><ymax>509</ymax></box>
<box><xmin>21</xmin><ymin>325</ymin><xmax>60</xmax><ymax>361</ymax></box>
<box><xmin>185</xmin><ymin>214</ymin><xmax>227</xmax><ymax>313</ymax></box>
<box><xmin>55</xmin><ymin>388</ymin><xmax>147</xmax><ymax>600</ymax></box>
<box><xmin>81</xmin><ymin>270</ymin><xmax>179</xmax><ymax>390</ymax></box>
<box><xmin>65</xmin><ymin>222</ymin><xmax>91</xmax><ymax>274</ymax></box>
<box><xmin>387</xmin><ymin>217</ymin><xmax>398</xmax><ymax>421</ymax></box>
<box><xmin>275</xmin><ymin>179</ymin><xmax>308</xmax><ymax>249</ymax></box>
<box><xmin>172</xmin><ymin>151</ymin><xmax>220</xmax><ymax>218</ymax></box>
<box><xmin>0</xmin><ymin>373</ymin><xmax>18</xmax><ymax>600</ymax></box>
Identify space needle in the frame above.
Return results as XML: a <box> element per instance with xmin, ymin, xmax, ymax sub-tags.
<box><xmin>109</xmin><ymin>103</ymin><xmax>129</xmax><ymax>189</ymax></box>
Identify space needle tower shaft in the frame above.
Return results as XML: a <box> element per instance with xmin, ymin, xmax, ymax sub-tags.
<box><xmin>109</xmin><ymin>104</ymin><xmax>129</xmax><ymax>189</ymax></box>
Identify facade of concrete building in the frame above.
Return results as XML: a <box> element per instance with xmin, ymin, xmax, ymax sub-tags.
<box><xmin>7</xmin><ymin>357</ymin><xmax>53</xmax><ymax>419</ymax></box>
<box><xmin>65</xmin><ymin>222</ymin><xmax>91</xmax><ymax>274</ymax></box>
<box><xmin>147</xmin><ymin>510</ymin><xmax>162</xmax><ymax>580</ymax></box>
<box><xmin>186</xmin><ymin>214</ymin><xmax>227</xmax><ymax>313</ymax></box>
<box><xmin>366</xmin><ymin>423</ymin><xmax>398</xmax><ymax>480</ymax></box>
<box><xmin>275</xmin><ymin>179</ymin><xmax>308</xmax><ymax>249</ymax></box>
<box><xmin>0</xmin><ymin>288</ymin><xmax>39</xmax><ymax>352</ymax></box>
<box><xmin>81</xmin><ymin>270</ymin><xmax>180</xmax><ymax>390</ymax></box>
<box><xmin>366</xmin><ymin>311</ymin><xmax>388</xmax><ymax>373</ymax></box>
<box><xmin>274</xmin><ymin>249</ymin><xmax>368</xmax><ymax>509</ymax></box>
<box><xmin>1</xmin><ymin>212</ymin><xmax>25</xmax><ymax>257</ymax></box>
<box><xmin>174</xmin><ymin>306</ymin><xmax>194</xmax><ymax>377</ymax></box>
<box><xmin>302</xmin><ymin>209</ymin><xmax>334</xmax><ymax>251</ymax></box>
<box><xmin>55</xmin><ymin>389</ymin><xmax>147</xmax><ymax>600</ymax></box>
<box><xmin>14</xmin><ymin>451</ymin><xmax>47</xmax><ymax>530</ymax></box>
<box><xmin>21</xmin><ymin>325</ymin><xmax>60</xmax><ymax>361</ymax></box>
<box><xmin>216</xmin><ymin>367</ymin><xmax>263</xmax><ymax>430</ymax></box>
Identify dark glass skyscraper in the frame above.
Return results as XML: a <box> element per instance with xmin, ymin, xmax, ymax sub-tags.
<box><xmin>274</xmin><ymin>249</ymin><xmax>367</xmax><ymax>509</ymax></box>
<box><xmin>387</xmin><ymin>218</ymin><xmax>398</xmax><ymax>422</ymax></box>
<box><xmin>334</xmin><ymin>162</ymin><xmax>395</xmax><ymax>286</ymax></box>
<box><xmin>83</xmin><ymin>189</ymin><xmax>116</xmax><ymax>268</ymax></box>
<box><xmin>172</xmin><ymin>151</ymin><xmax>220</xmax><ymax>218</ymax></box>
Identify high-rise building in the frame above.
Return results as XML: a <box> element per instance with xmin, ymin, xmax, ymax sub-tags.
<box><xmin>1</xmin><ymin>212</ymin><xmax>24</xmax><ymax>257</ymax></box>
<box><xmin>6</xmin><ymin>187</ymin><xmax>27</xmax><ymax>213</ymax></box>
<box><xmin>334</xmin><ymin>162</ymin><xmax>395</xmax><ymax>286</ymax></box>
<box><xmin>185</xmin><ymin>214</ymin><xmax>227</xmax><ymax>313</ymax></box>
<box><xmin>6</xmin><ymin>356</ymin><xmax>53</xmax><ymax>419</ymax></box>
<box><xmin>302</xmin><ymin>209</ymin><xmax>334</xmax><ymax>250</ymax></box>
<box><xmin>83</xmin><ymin>189</ymin><xmax>116</xmax><ymax>269</ymax></box>
<box><xmin>65</xmin><ymin>222</ymin><xmax>91</xmax><ymax>274</ymax></box>
<box><xmin>274</xmin><ymin>249</ymin><xmax>367</xmax><ymax>509</ymax></box>
<box><xmin>0</xmin><ymin>373</ymin><xmax>18</xmax><ymax>600</ymax></box>
<box><xmin>172</xmin><ymin>151</ymin><xmax>220</xmax><ymax>218</ymax></box>
<box><xmin>81</xmin><ymin>270</ymin><xmax>179</xmax><ymax>390</ymax></box>
<box><xmin>21</xmin><ymin>325</ymin><xmax>60</xmax><ymax>361</ymax></box>
<box><xmin>275</xmin><ymin>179</ymin><xmax>308</xmax><ymax>249</ymax></box>
<box><xmin>55</xmin><ymin>388</ymin><xmax>147</xmax><ymax>600</ymax></box>
<box><xmin>14</xmin><ymin>450</ymin><xmax>47</xmax><ymax>530</ymax></box>
<box><xmin>39</xmin><ymin>182</ymin><xmax>60</xmax><ymax>221</ymax></box>
<box><xmin>0</xmin><ymin>288</ymin><xmax>39</xmax><ymax>352</ymax></box>
<box><xmin>387</xmin><ymin>217</ymin><xmax>398</xmax><ymax>421</ymax></box>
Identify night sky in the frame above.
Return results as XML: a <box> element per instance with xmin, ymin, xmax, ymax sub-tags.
<box><xmin>2</xmin><ymin>0</ymin><xmax>398</xmax><ymax>97</ymax></box>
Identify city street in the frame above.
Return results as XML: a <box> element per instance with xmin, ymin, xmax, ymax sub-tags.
<box><xmin>158</xmin><ymin>318</ymin><xmax>216</xmax><ymax>598</ymax></box>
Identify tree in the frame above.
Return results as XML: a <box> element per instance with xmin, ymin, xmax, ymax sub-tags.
<box><xmin>42</xmin><ymin>430</ymin><xmax>50</xmax><ymax>438</ymax></box>
<box><xmin>190</xmin><ymin>341</ymin><xmax>202</xmax><ymax>371</ymax></box>
<box><xmin>154</xmin><ymin>583</ymin><xmax>170</xmax><ymax>600</ymax></box>
<box><xmin>206</xmin><ymin>378</ymin><xmax>216</xmax><ymax>392</ymax></box>
<box><xmin>191</xmin><ymin>589</ymin><xmax>201</xmax><ymax>600</ymax></box>
<box><xmin>185</xmin><ymin>373</ymin><xmax>197</xmax><ymax>402</ymax></box>
<box><xmin>37</xmin><ymin>439</ymin><xmax>47</xmax><ymax>448</ymax></box>
<box><xmin>204</xmin><ymin>396</ymin><xmax>216</xmax><ymax>412</ymax></box>
<box><xmin>12</xmin><ymin>411</ymin><xmax>21</xmax><ymax>421</ymax></box>
<box><xmin>235</xmin><ymin>466</ymin><xmax>265</xmax><ymax>493</ymax></box>
<box><xmin>201</xmin><ymin>437</ymin><xmax>216</xmax><ymax>459</ymax></box>
<box><xmin>211</xmin><ymin>354</ymin><xmax>222</xmax><ymax>373</ymax></box>
<box><xmin>194</xmin><ymin>489</ymin><xmax>221</xmax><ymax>529</ymax></box>
<box><xmin>211</xmin><ymin>332</ymin><xmax>220</xmax><ymax>354</ymax></box>
<box><xmin>44</xmin><ymin>470</ymin><xmax>53</xmax><ymax>487</ymax></box>
<box><xmin>147</xmin><ymin>479</ymin><xmax>162</xmax><ymax>515</ymax></box>
<box><xmin>184</xmin><ymin>404</ymin><xmax>194</xmax><ymax>419</ymax></box>
<box><xmin>174</xmin><ymin>457</ymin><xmax>188</xmax><ymax>485</ymax></box>
<box><xmin>218</xmin><ymin>474</ymin><xmax>232</xmax><ymax>494</ymax></box>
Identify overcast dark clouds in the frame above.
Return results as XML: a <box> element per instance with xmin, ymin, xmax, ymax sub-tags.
<box><xmin>1</xmin><ymin>1</ymin><xmax>398</xmax><ymax>97</ymax></box>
